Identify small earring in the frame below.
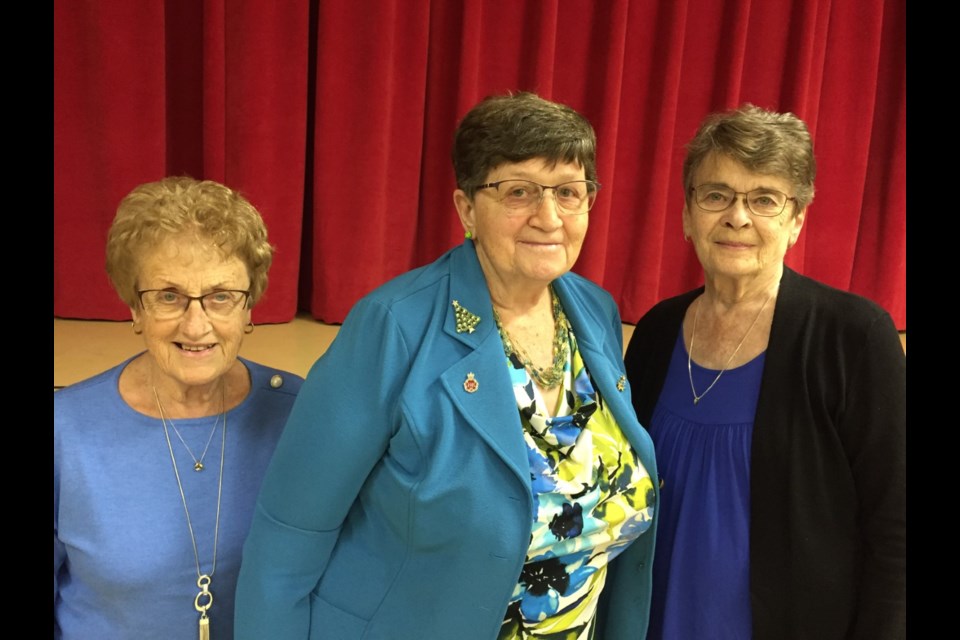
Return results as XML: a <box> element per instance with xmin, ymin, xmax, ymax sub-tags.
<box><xmin>131</xmin><ymin>322</ymin><xmax>142</xmax><ymax>335</ymax></box>
<box><xmin>245</xmin><ymin>322</ymin><xmax>255</xmax><ymax>334</ymax></box>
<box><xmin>464</xmin><ymin>230</ymin><xmax>473</xmax><ymax>240</ymax></box>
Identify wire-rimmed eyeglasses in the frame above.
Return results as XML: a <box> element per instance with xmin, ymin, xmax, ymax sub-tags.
<box><xmin>476</xmin><ymin>179</ymin><xmax>601</xmax><ymax>216</ymax></box>
<box><xmin>690</xmin><ymin>184</ymin><xmax>797</xmax><ymax>217</ymax></box>
<box><xmin>137</xmin><ymin>289</ymin><xmax>251</xmax><ymax>320</ymax></box>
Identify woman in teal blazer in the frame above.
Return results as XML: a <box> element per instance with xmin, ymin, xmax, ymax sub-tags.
<box><xmin>236</xmin><ymin>93</ymin><xmax>658</xmax><ymax>640</ymax></box>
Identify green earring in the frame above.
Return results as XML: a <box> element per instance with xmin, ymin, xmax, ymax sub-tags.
<box><xmin>465</xmin><ymin>230</ymin><xmax>473</xmax><ymax>240</ymax></box>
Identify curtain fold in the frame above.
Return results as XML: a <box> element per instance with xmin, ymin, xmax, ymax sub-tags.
<box><xmin>54</xmin><ymin>0</ymin><xmax>906</xmax><ymax>329</ymax></box>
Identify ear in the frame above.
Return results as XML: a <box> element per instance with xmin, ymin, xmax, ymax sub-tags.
<box><xmin>130</xmin><ymin>305</ymin><xmax>142</xmax><ymax>325</ymax></box>
<box><xmin>681</xmin><ymin>201</ymin><xmax>693</xmax><ymax>240</ymax></box>
<box><xmin>787</xmin><ymin>207</ymin><xmax>806</xmax><ymax>249</ymax></box>
<box><xmin>453</xmin><ymin>189</ymin><xmax>476</xmax><ymax>235</ymax></box>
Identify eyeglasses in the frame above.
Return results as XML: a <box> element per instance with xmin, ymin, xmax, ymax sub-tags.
<box><xmin>690</xmin><ymin>185</ymin><xmax>797</xmax><ymax>217</ymax></box>
<box><xmin>476</xmin><ymin>179</ymin><xmax>601</xmax><ymax>216</ymax></box>
<box><xmin>137</xmin><ymin>289</ymin><xmax>251</xmax><ymax>320</ymax></box>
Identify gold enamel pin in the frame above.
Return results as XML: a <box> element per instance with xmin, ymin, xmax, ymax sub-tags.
<box><xmin>616</xmin><ymin>375</ymin><xmax>626</xmax><ymax>392</ymax></box>
<box><xmin>463</xmin><ymin>372</ymin><xmax>479</xmax><ymax>393</ymax></box>
<box><xmin>452</xmin><ymin>300</ymin><xmax>481</xmax><ymax>334</ymax></box>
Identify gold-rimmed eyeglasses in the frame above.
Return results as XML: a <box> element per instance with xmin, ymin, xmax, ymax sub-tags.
<box><xmin>137</xmin><ymin>289</ymin><xmax>250</xmax><ymax>320</ymax></box>
<box><xmin>690</xmin><ymin>185</ymin><xmax>797</xmax><ymax>217</ymax></box>
<box><xmin>476</xmin><ymin>179</ymin><xmax>601</xmax><ymax>216</ymax></box>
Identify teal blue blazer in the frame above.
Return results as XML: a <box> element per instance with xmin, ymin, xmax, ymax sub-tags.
<box><xmin>236</xmin><ymin>241</ymin><xmax>659</xmax><ymax>639</ymax></box>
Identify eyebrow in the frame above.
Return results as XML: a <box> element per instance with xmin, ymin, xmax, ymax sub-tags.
<box><xmin>141</xmin><ymin>280</ymin><xmax>247</xmax><ymax>293</ymax></box>
<box><xmin>698</xmin><ymin>181</ymin><xmax>783</xmax><ymax>192</ymax></box>
<box><xmin>495</xmin><ymin>174</ymin><xmax>586</xmax><ymax>184</ymax></box>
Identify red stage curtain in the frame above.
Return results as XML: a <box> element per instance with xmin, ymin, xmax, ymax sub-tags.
<box><xmin>54</xmin><ymin>0</ymin><xmax>309</xmax><ymax>323</ymax></box>
<box><xmin>54</xmin><ymin>0</ymin><xmax>906</xmax><ymax>329</ymax></box>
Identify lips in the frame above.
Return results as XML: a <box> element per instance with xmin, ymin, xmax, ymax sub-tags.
<box><xmin>176</xmin><ymin>343</ymin><xmax>215</xmax><ymax>352</ymax></box>
<box><xmin>519</xmin><ymin>239</ymin><xmax>563</xmax><ymax>247</ymax></box>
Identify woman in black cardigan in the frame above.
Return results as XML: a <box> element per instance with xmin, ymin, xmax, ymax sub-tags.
<box><xmin>623</xmin><ymin>104</ymin><xmax>905</xmax><ymax>640</ymax></box>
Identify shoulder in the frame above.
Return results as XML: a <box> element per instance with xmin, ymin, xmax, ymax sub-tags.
<box><xmin>334</xmin><ymin>245</ymin><xmax>474</xmax><ymax>355</ymax></box>
<box><xmin>559</xmin><ymin>270</ymin><xmax>615</xmax><ymax>303</ymax></box>
<box><xmin>55</xmin><ymin>358</ymin><xmax>142</xmax><ymax>458</ymax></box>
<box><xmin>555</xmin><ymin>271</ymin><xmax>620</xmax><ymax>324</ymax></box>
<box><xmin>635</xmin><ymin>287</ymin><xmax>700</xmax><ymax>332</ymax></box>
<box><xmin>237</xmin><ymin>359</ymin><xmax>303</xmax><ymax>427</ymax></box>
<box><xmin>241</xmin><ymin>358</ymin><xmax>304</xmax><ymax>399</ymax></box>
<box><xmin>360</xmin><ymin>247</ymin><xmax>457</xmax><ymax>311</ymax></box>
<box><xmin>771</xmin><ymin>269</ymin><xmax>904</xmax><ymax>387</ymax></box>
<box><xmin>624</xmin><ymin>287</ymin><xmax>697</xmax><ymax>373</ymax></box>
<box><xmin>779</xmin><ymin>268</ymin><xmax>896</xmax><ymax>334</ymax></box>
<box><xmin>338</xmin><ymin>249</ymin><xmax>456</xmax><ymax>339</ymax></box>
<box><xmin>223</xmin><ymin>360</ymin><xmax>303</xmax><ymax>439</ymax></box>
<box><xmin>54</xmin><ymin>357</ymin><xmax>130</xmax><ymax>412</ymax></box>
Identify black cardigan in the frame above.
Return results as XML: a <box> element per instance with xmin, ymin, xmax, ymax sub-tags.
<box><xmin>624</xmin><ymin>267</ymin><xmax>905</xmax><ymax>640</ymax></box>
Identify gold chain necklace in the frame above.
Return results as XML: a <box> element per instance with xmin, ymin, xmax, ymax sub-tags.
<box><xmin>493</xmin><ymin>287</ymin><xmax>570</xmax><ymax>390</ymax></box>
<box><xmin>153</xmin><ymin>385</ymin><xmax>225</xmax><ymax>640</ymax></box>
<box><xmin>687</xmin><ymin>290</ymin><xmax>773</xmax><ymax>405</ymax></box>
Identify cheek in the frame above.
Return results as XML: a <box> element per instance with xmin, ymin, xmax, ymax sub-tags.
<box><xmin>770</xmin><ymin>222</ymin><xmax>794</xmax><ymax>247</ymax></box>
<box><xmin>142</xmin><ymin>317</ymin><xmax>173</xmax><ymax>340</ymax></box>
<box><xmin>224</xmin><ymin>317</ymin><xmax>250</xmax><ymax>345</ymax></box>
<box><xmin>567</xmin><ymin>218</ymin><xmax>589</xmax><ymax>244</ymax></box>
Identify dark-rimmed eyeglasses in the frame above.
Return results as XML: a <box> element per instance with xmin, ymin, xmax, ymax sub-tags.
<box><xmin>137</xmin><ymin>289</ymin><xmax>251</xmax><ymax>320</ymax></box>
<box><xmin>690</xmin><ymin>185</ymin><xmax>797</xmax><ymax>217</ymax></box>
<box><xmin>476</xmin><ymin>179</ymin><xmax>601</xmax><ymax>216</ymax></box>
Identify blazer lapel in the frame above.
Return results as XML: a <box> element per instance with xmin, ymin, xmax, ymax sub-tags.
<box><xmin>438</xmin><ymin>242</ymin><xmax>531</xmax><ymax>490</ymax></box>
<box><xmin>554</xmin><ymin>278</ymin><xmax>651</xmax><ymax>457</ymax></box>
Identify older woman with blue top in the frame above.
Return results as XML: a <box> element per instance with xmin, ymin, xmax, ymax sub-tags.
<box><xmin>624</xmin><ymin>105</ymin><xmax>906</xmax><ymax>639</ymax></box>
<box><xmin>235</xmin><ymin>92</ymin><xmax>659</xmax><ymax>639</ymax></box>
<box><xmin>54</xmin><ymin>177</ymin><xmax>303</xmax><ymax>639</ymax></box>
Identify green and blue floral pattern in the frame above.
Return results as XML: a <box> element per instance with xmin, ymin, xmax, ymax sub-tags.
<box><xmin>499</xmin><ymin>322</ymin><xmax>655</xmax><ymax>640</ymax></box>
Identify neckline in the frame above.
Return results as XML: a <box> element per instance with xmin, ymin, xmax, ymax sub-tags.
<box><xmin>680</xmin><ymin>330</ymin><xmax>766</xmax><ymax>374</ymax></box>
<box><xmin>113</xmin><ymin>352</ymin><xmax>255</xmax><ymax>420</ymax></box>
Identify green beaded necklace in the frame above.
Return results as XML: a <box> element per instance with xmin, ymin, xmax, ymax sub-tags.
<box><xmin>492</xmin><ymin>287</ymin><xmax>570</xmax><ymax>389</ymax></box>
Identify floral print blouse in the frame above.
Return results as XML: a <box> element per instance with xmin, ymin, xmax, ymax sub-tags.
<box><xmin>498</xmin><ymin>318</ymin><xmax>655</xmax><ymax>640</ymax></box>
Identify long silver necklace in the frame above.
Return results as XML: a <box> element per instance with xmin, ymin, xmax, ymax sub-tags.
<box><xmin>153</xmin><ymin>385</ymin><xmax>226</xmax><ymax>640</ymax></box>
<box><xmin>687</xmin><ymin>290</ymin><xmax>773</xmax><ymax>405</ymax></box>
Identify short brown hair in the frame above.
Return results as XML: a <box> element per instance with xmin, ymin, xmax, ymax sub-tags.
<box><xmin>105</xmin><ymin>176</ymin><xmax>274</xmax><ymax>308</ymax></box>
<box><xmin>683</xmin><ymin>104</ymin><xmax>816</xmax><ymax>213</ymax></box>
<box><xmin>452</xmin><ymin>92</ymin><xmax>597</xmax><ymax>198</ymax></box>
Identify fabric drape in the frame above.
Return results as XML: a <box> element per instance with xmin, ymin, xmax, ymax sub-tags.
<box><xmin>54</xmin><ymin>0</ymin><xmax>906</xmax><ymax>328</ymax></box>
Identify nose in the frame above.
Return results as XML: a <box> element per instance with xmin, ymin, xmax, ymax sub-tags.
<box><xmin>722</xmin><ymin>196</ymin><xmax>753</xmax><ymax>228</ymax></box>
<box><xmin>530</xmin><ymin>189</ymin><xmax>563</xmax><ymax>228</ymax></box>
<box><xmin>180</xmin><ymin>298</ymin><xmax>213</xmax><ymax>335</ymax></box>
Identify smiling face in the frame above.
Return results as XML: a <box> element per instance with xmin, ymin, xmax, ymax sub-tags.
<box><xmin>454</xmin><ymin>158</ymin><xmax>589</xmax><ymax>299</ymax></box>
<box><xmin>130</xmin><ymin>235</ymin><xmax>251</xmax><ymax>393</ymax></box>
<box><xmin>683</xmin><ymin>152</ymin><xmax>805</xmax><ymax>286</ymax></box>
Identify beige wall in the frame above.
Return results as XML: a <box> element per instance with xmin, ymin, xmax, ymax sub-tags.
<box><xmin>54</xmin><ymin>315</ymin><xmax>906</xmax><ymax>390</ymax></box>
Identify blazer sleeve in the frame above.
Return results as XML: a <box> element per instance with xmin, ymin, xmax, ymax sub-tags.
<box><xmin>235</xmin><ymin>298</ymin><xmax>410</xmax><ymax>639</ymax></box>
<box><xmin>844</xmin><ymin>311</ymin><xmax>906</xmax><ymax>639</ymax></box>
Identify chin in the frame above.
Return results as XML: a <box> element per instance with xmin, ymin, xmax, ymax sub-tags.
<box><xmin>524</xmin><ymin>270</ymin><xmax>566</xmax><ymax>286</ymax></box>
<box><xmin>707</xmin><ymin>257</ymin><xmax>761</xmax><ymax>277</ymax></box>
<box><xmin>526</xmin><ymin>260</ymin><xmax>572</xmax><ymax>282</ymax></box>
